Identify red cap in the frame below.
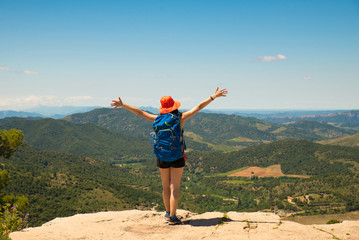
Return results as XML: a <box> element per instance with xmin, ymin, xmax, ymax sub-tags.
<box><xmin>159</xmin><ymin>96</ymin><xmax>181</xmax><ymax>114</ymax></box>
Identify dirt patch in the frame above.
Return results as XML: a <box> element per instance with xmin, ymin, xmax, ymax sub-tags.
<box><xmin>228</xmin><ymin>164</ymin><xmax>309</xmax><ymax>178</ymax></box>
<box><xmin>283</xmin><ymin>211</ymin><xmax>359</xmax><ymax>225</ymax></box>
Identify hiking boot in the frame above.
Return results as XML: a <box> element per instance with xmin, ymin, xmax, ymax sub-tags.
<box><xmin>164</xmin><ymin>211</ymin><xmax>170</xmax><ymax>220</ymax></box>
<box><xmin>168</xmin><ymin>215</ymin><xmax>182</xmax><ymax>225</ymax></box>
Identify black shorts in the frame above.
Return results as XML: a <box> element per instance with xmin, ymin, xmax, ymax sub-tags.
<box><xmin>157</xmin><ymin>157</ymin><xmax>185</xmax><ymax>169</ymax></box>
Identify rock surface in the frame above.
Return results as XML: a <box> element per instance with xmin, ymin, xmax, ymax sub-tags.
<box><xmin>10</xmin><ymin>210</ymin><xmax>359</xmax><ymax>240</ymax></box>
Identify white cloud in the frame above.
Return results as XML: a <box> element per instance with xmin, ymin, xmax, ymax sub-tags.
<box><xmin>276</xmin><ymin>54</ymin><xmax>287</xmax><ymax>60</ymax></box>
<box><xmin>66</xmin><ymin>96</ymin><xmax>94</xmax><ymax>103</ymax></box>
<box><xmin>0</xmin><ymin>95</ymin><xmax>56</xmax><ymax>108</ymax></box>
<box><xmin>24</xmin><ymin>70</ymin><xmax>39</xmax><ymax>75</ymax></box>
<box><xmin>0</xmin><ymin>66</ymin><xmax>10</xmax><ymax>70</ymax></box>
<box><xmin>255</xmin><ymin>54</ymin><xmax>287</xmax><ymax>62</ymax></box>
<box><xmin>0</xmin><ymin>95</ymin><xmax>96</xmax><ymax>109</ymax></box>
<box><xmin>0</xmin><ymin>66</ymin><xmax>39</xmax><ymax>74</ymax></box>
<box><xmin>303</xmin><ymin>76</ymin><xmax>312</xmax><ymax>80</ymax></box>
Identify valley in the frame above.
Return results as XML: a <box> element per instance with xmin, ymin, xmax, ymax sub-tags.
<box><xmin>1</xmin><ymin>108</ymin><xmax>359</xmax><ymax>227</ymax></box>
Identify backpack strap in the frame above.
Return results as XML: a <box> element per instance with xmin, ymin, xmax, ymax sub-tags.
<box><xmin>177</xmin><ymin>112</ymin><xmax>181</xmax><ymax>130</ymax></box>
<box><xmin>177</xmin><ymin>112</ymin><xmax>186</xmax><ymax>155</ymax></box>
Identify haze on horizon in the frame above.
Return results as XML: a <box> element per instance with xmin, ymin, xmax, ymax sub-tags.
<box><xmin>1</xmin><ymin>0</ymin><xmax>358</xmax><ymax>111</ymax></box>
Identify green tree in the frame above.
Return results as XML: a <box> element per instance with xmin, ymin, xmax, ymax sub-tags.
<box><xmin>0</xmin><ymin>129</ymin><xmax>24</xmax><ymax>202</ymax></box>
<box><xmin>0</xmin><ymin>129</ymin><xmax>28</xmax><ymax>239</ymax></box>
<box><xmin>0</xmin><ymin>129</ymin><xmax>24</xmax><ymax>201</ymax></box>
<box><xmin>0</xmin><ymin>129</ymin><xmax>24</xmax><ymax>159</ymax></box>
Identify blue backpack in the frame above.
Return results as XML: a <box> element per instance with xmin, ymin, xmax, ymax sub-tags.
<box><xmin>151</xmin><ymin>113</ymin><xmax>186</xmax><ymax>161</ymax></box>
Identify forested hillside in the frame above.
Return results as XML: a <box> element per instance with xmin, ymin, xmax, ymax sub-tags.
<box><xmin>0</xmin><ymin>118</ymin><xmax>152</xmax><ymax>163</ymax></box>
<box><xmin>281</xmin><ymin>120</ymin><xmax>356</xmax><ymax>140</ymax></box>
<box><xmin>4</xmin><ymin>140</ymin><xmax>359</xmax><ymax>227</ymax></box>
<box><xmin>2</xmin><ymin>138</ymin><xmax>359</xmax><ymax>226</ymax></box>
<box><xmin>186</xmin><ymin>139</ymin><xmax>359</xmax><ymax>175</ymax></box>
<box><xmin>318</xmin><ymin>132</ymin><xmax>359</xmax><ymax>148</ymax></box>
<box><xmin>183</xmin><ymin>139</ymin><xmax>359</xmax><ymax>215</ymax></box>
<box><xmin>65</xmin><ymin>108</ymin><xmax>355</xmax><ymax>150</ymax></box>
<box><xmin>64</xmin><ymin>108</ymin><xmax>153</xmax><ymax>138</ymax></box>
<box><xmin>2</xmin><ymin>145</ymin><xmax>162</xmax><ymax>226</ymax></box>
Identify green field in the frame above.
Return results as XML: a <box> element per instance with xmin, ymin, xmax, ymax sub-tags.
<box><xmin>216</xmin><ymin>167</ymin><xmax>250</xmax><ymax>177</ymax></box>
<box><xmin>224</xmin><ymin>180</ymin><xmax>254</xmax><ymax>185</ymax></box>
<box><xmin>185</xmin><ymin>131</ymin><xmax>239</xmax><ymax>152</ymax></box>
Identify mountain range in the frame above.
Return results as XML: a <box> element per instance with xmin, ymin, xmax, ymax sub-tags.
<box><xmin>0</xmin><ymin>106</ymin><xmax>101</xmax><ymax>119</ymax></box>
<box><xmin>64</xmin><ymin>108</ymin><xmax>357</xmax><ymax>151</ymax></box>
<box><xmin>0</xmin><ymin>110</ymin><xmax>44</xmax><ymax>119</ymax></box>
<box><xmin>2</xmin><ymin>107</ymin><xmax>359</xmax><ymax>227</ymax></box>
<box><xmin>264</xmin><ymin>110</ymin><xmax>359</xmax><ymax>130</ymax></box>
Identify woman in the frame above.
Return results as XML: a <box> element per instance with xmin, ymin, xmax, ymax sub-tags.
<box><xmin>111</xmin><ymin>87</ymin><xmax>228</xmax><ymax>224</ymax></box>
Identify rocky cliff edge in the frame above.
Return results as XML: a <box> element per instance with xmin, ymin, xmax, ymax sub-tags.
<box><xmin>10</xmin><ymin>210</ymin><xmax>359</xmax><ymax>240</ymax></box>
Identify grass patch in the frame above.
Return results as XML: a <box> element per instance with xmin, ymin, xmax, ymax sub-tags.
<box><xmin>185</xmin><ymin>132</ymin><xmax>238</xmax><ymax>152</ymax></box>
<box><xmin>271</xmin><ymin>126</ymin><xmax>287</xmax><ymax>134</ymax></box>
<box><xmin>216</xmin><ymin>212</ymin><xmax>231</xmax><ymax>229</ymax></box>
<box><xmin>229</xmin><ymin>136</ymin><xmax>259</xmax><ymax>143</ymax></box>
<box><xmin>211</xmin><ymin>144</ymin><xmax>239</xmax><ymax>152</ymax></box>
<box><xmin>224</xmin><ymin>180</ymin><xmax>254</xmax><ymax>185</ymax></box>
<box><xmin>184</xmin><ymin>132</ymin><xmax>204</xmax><ymax>141</ymax></box>
<box><xmin>256</xmin><ymin>123</ymin><xmax>272</xmax><ymax>131</ymax></box>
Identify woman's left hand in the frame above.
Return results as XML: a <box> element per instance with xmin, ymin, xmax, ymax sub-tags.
<box><xmin>111</xmin><ymin>97</ymin><xmax>124</xmax><ymax>109</ymax></box>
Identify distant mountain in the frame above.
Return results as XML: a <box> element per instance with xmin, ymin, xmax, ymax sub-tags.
<box><xmin>139</xmin><ymin>106</ymin><xmax>158</xmax><ymax>114</ymax></box>
<box><xmin>65</xmin><ymin>108</ymin><xmax>279</xmax><ymax>150</ymax></box>
<box><xmin>0</xmin><ymin>118</ymin><xmax>152</xmax><ymax>162</ymax></box>
<box><xmin>206</xmin><ymin>109</ymin><xmax>345</xmax><ymax>119</ymax></box>
<box><xmin>184</xmin><ymin>112</ymin><xmax>277</xmax><ymax>143</ymax></box>
<box><xmin>0</xmin><ymin>110</ymin><xmax>44</xmax><ymax>119</ymax></box>
<box><xmin>23</xmin><ymin>105</ymin><xmax>103</xmax><ymax>118</ymax></box>
<box><xmin>64</xmin><ymin>108</ymin><xmax>154</xmax><ymax>138</ymax></box>
<box><xmin>264</xmin><ymin>110</ymin><xmax>359</xmax><ymax>130</ymax></box>
<box><xmin>0</xmin><ymin>117</ymin><xmax>42</xmax><ymax>125</ymax></box>
<box><xmin>318</xmin><ymin>132</ymin><xmax>359</xmax><ymax>148</ymax></box>
<box><xmin>64</xmin><ymin>108</ymin><xmax>356</xmax><ymax>151</ymax></box>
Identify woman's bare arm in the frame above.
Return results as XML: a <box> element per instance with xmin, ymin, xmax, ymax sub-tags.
<box><xmin>182</xmin><ymin>87</ymin><xmax>228</xmax><ymax>123</ymax></box>
<box><xmin>111</xmin><ymin>97</ymin><xmax>157</xmax><ymax>122</ymax></box>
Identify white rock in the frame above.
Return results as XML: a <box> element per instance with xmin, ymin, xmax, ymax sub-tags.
<box><xmin>10</xmin><ymin>210</ymin><xmax>359</xmax><ymax>240</ymax></box>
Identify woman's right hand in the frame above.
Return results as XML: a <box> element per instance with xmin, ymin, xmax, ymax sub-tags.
<box><xmin>111</xmin><ymin>97</ymin><xmax>124</xmax><ymax>109</ymax></box>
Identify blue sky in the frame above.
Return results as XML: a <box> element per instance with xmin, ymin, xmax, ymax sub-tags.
<box><xmin>1</xmin><ymin>0</ymin><xmax>358</xmax><ymax>110</ymax></box>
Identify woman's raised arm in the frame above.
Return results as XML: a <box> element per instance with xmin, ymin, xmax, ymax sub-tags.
<box><xmin>111</xmin><ymin>97</ymin><xmax>158</xmax><ymax>122</ymax></box>
<box><xmin>181</xmin><ymin>87</ymin><xmax>228</xmax><ymax>122</ymax></box>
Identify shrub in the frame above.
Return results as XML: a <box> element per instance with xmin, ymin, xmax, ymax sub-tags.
<box><xmin>0</xmin><ymin>204</ymin><xmax>29</xmax><ymax>239</ymax></box>
<box><xmin>326</xmin><ymin>219</ymin><xmax>342</xmax><ymax>224</ymax></box>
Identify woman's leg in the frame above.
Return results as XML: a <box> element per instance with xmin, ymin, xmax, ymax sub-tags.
<box><xmin>169</xmin><ymin>167</ymin><xmax>184</xmax><ymax>217</ymax></box>
<box><xmin>159</xmin><ymin>168</ymin><xmax>171</xmax><ymax>213</ymax></box>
